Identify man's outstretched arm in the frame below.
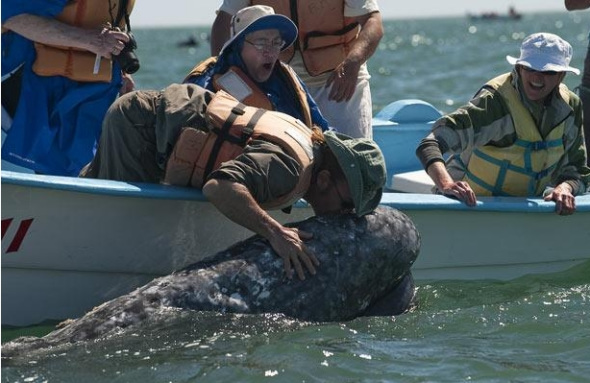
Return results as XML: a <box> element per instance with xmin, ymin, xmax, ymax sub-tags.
<box><xmin>202</xmin><ymin>179</ymin><xmax>318</xmax><ymax>280</ymax></box>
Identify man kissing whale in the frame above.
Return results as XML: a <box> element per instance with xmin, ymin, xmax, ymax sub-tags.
<box><xmin>2</xmin><ymin>206</ymin><xmax>420</xmax><ymax>359</ymax></box>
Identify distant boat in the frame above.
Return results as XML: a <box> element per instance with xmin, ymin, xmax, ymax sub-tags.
<box><xmin>177</xmin><ymin>35</ymin><xmax>200</xmax><ymax>48</ymax></box>
<box><xmin>468</xmin><ymin>7</ymin><xmax>522</xmax><ymax>21</ymax></box>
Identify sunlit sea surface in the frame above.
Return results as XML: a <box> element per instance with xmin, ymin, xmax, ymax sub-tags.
<box><xmin>2</xmin><ymin>11</ymin><xmax>590</xmax><ymax>383</ymax></box>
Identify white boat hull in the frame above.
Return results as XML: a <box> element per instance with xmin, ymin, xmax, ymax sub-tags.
<box><xmin>3</xmin><ymin>172</ymin><xmax>589</xmax><ymax>326</ymax></box>
<box><xmin>3</xmin><ymin>99</ymin><xmax>589</xmax><ymax>326</ymax></box>
<box><xmin>1</xmin><ymin>175</ymin><xmax>311</xmax><ymax>275</ymax></box>
<box><xmin>383</xmin><ymin>194</ymin><xmax>590</xmax><ymax>281</ymax></box>
<box><xmin>1</xmin><ymin>173</ymin><xmax>312</xmax><ymax>326</ymax></box>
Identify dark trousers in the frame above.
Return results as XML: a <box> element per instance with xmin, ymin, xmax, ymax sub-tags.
<box><xmin>80</xmin><ymin>84</ymin><xmax>213</xmax><ymax>181</ymax></box>
<box><xmin>578</xmin><ymin>44</ymin><xmax>590</xmax><ymax>166</ymax></box>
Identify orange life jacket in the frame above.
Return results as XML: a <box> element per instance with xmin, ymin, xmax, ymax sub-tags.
<box><xmin>164</xmin><ymin>90</ymin><xmax>315</xmax><ymax>210</ymax></box>
<box><xmin>252</xmin><ymin>0</ymin><xmax>360</xmax><ymax>76</ymax></box>
<box><xmin>32</xmin><ymin>0</ymin><xmax>135</xmax><ymax>82</ymax></box>
<box><xmin>185</xmin><ymin>56</ymin><xmax>313</xmax><ymax>127</ymax></box>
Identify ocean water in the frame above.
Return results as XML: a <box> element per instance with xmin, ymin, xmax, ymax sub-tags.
<box><xmin>2</xmin><ymin>11</ymin><xmax>590</xmax><ymax>383</ymax></box>
<box><xmin>128</xmin><ymin>11</ymin><xmax>590</xmax><ymax>115</ymax></box>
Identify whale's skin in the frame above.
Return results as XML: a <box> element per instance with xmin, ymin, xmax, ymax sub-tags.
<box><xmin>2</xmin><ymin>206</ymin><xmax>419</xmax><ymax>357</ymax></box>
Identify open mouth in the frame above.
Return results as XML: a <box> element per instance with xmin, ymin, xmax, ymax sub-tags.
<box><xmin>529</xmin><ymin>80</ymin><xmax>544</xmax><ymax>90</ymax></box>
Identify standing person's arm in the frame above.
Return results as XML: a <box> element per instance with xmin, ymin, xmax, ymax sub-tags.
<box><xmin>210</xmin><ymin>10</ymin><xmax>232</xmax><ymax>56</ymax></box>
<box><xmin>210</xmin><ymin>1</ymin><xmax>250</xmax><ymax>55</ymax></box>
<box><xmin>2</xmin><ymin>13</ymin><xmax>129</xmax><ymax>59</ymax></box>
<box><xmin>565</xmin><ymin>0</ymin><xmax>590</xmax><ymax>10</ymax></box>
<box><xmin>326</xmin><ymin>10</ymin><xmax>383</xmax><ymax>102</ymax></box>
<box><xmin>119</xmin><ymin>72</ymin><xmax>136</xmax><ymax>95</ymax></box>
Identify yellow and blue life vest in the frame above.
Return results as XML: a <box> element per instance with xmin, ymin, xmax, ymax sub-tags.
<box><xmin>462</xmin><ymin>73</ymin><xmax>568</xmax><ymax>196</ymax></box>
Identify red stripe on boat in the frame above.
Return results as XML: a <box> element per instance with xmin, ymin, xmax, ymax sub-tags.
<box><xmin>6</xmin><ymin>218</ymin><xmax>34</xmax><ymax>253</ymax></box>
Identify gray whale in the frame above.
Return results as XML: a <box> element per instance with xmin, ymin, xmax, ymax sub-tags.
<box><xmin>2</xmin><ymin>206</ymin><xmax>419</xmax><ymax>357</ymax></box>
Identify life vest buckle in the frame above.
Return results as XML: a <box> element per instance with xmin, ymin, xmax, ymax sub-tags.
<box><xmin>241</xmin><ymin>127</ymin><xmax>254</xmax><ymax>144</ymax></box>
<box><xmin>530</xmin><ymin>141</ymin><xmax>549</xmax><ymax>151</ymax></box>
<box><xmin>231</xmin><ymin>106</ymin><xmax>246</xmax><ymax>116</ymax></box>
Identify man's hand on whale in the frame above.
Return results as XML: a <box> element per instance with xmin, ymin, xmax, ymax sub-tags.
<box><xmin>203</xmin><ymin>179</ymin><xmax>320</xmax><ymax>280</ymax></box>
<box><xmin>268</xmin><ymin>224</ymin><xmax>318</xmax><ymax>280</ymax></box>
<box><xmin>200</xmin><ymin>132</ymin><xmax>386</xmax><ymax>280</ymax></box>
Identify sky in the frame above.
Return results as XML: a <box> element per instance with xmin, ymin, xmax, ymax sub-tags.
<box><xmin>132</xmin><ymin>1</ymin><xmax>570</xmax><ymax>28</ymax></box>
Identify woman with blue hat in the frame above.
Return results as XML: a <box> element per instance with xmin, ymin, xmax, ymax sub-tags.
<box><xmin>184</xmin><ymin>5</ymin><xmax>328</xmax><ymax>131</ymax></box>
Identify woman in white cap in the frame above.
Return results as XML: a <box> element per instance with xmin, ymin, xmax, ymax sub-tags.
<box><xmin>184</xmin><ymin>5</ymin><xmax>328</xmax><ymax>131</ymax></box>
<box><xmin>416</xmin><ymin>32</ymin><xmax>590</xmax><ymax>215</ymax></box>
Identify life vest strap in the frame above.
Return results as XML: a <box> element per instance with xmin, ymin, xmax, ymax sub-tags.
<box><xmin>242</xmin><ymin>108</ymin><xmax>266</xmax><ymax>140</ymax></box>
<box><xmin>472</xmin><ymin>148</ymin><xmax>558</xmax><ymax>180</ymax></box>
<box><xmin>513</xmin><ymin>138</ymin><xmax>563</xmax><ymax>151</ymax></box>
<box><xmin>204</xmin><ymin>104</ymin><xmax>244</xmax><ymax>180</ymax></box>
<box><xmin>203</xmin><ymin>103</ymin><xmax>268</xmax><ymax>181</ymax></box>
<box><xmin>463</xmin><ymin>165</ymin><xmax>515</xmax><ymax>197</ymax></box>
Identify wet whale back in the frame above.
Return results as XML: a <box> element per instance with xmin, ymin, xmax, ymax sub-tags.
<box><xmin>171</xmin><ymin>206</ymin><xmax>420</xmax><ymax>320</ymax></box>
<box><xmin>2</xmin><ymin>206</ymin><xmax>419</xmax><ymax>357</ymax></box>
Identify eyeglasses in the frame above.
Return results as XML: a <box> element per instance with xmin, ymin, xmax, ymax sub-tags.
<box><xmin>520</xmin><ymin>66</ymin><xmax>560</xmax><ymax>76</ymax></box>
<box><xmin>244</xmin><ymin>39</ymin><xmax>285</xmax><ymax>52</ymax></box>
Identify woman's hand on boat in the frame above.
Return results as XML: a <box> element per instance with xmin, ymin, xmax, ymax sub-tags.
<box><xmin>268</xmin><ymin>227</ymin><xmax>319</xmax><ymax>281</ymax></box>
<box><xmin>426</xmin><ymin>162</ymin><xmax>477</xmax><ymax>206</ymax></box>
<box><xmin>441</xmin><ymin>180</ymin><xmax>477</xmax><ymax>206</ymax></box>
<box><xmin>544</xmin><ymin>183</ymin><xmax>576</xmax><ymax>215</ymax></box>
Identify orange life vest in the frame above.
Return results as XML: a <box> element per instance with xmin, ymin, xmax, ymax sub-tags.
<box><xmin>185</xmin><ymin>56</ymin><xmax>313</xmax><ymax>127</ymax></box>
<box><xmin>164</xmin><ymin>90</ymin><xmax>315</xmax><ymax>210</ymax></box>
<box><xmin>32</xmin><ymin>0</ymin><xmax>135</xmax><ymax>82</ymax></box>
<box><xmin>252</xmin><ymin>0</ymin><xmax>360</xmax><ymax>76</ymax></box>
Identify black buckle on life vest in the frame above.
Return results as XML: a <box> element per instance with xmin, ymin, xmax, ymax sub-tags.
<box><xmin>231</xmin><ymin>106</ymin><xmax>245</xmax><ymax>116</ymax></box>
<box><xmin>241</xmin><ymin>108</ymin><xmax>266</xmax><ymax>143</ymax></box>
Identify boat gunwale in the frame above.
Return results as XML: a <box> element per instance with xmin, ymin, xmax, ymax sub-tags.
<box><xmin>3</xmin><ymin>170</ymin><xmax>589</xmax><ymax>213</ymax></box>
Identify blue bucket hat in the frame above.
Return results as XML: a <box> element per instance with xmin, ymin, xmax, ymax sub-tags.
<box><xmin>219</xmin><ymin>5</ymin><xmax>298</xmax><ymax>56</ymax></box>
